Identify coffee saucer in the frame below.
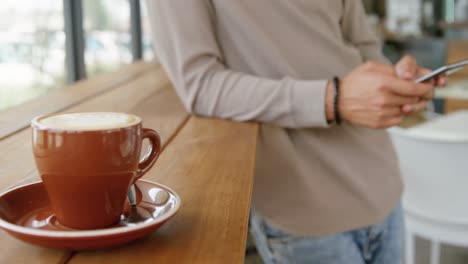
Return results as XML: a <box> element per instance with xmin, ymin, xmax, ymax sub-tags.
<box><xmin>0</xmin><ymin>180</ymin><xmax>181</xmax><ymax>250</ymax></box>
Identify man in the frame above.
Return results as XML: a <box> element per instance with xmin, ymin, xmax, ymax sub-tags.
<box><xmin>146</xmin><ymin>1</ymin><xmax>446</xmax><ymax>263</ymax></box>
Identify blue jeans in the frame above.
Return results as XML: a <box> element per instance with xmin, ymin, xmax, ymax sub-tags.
<box><xmin>250</xmin><ymin>205</ymin><xmax>403</xmax><ymax>264</ymax></box>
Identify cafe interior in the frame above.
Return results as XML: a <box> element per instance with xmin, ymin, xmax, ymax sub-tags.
<box><xmin>0</xmin><ymin>0</ymin><xmax>467</xmax><ymax>263</ymax></box>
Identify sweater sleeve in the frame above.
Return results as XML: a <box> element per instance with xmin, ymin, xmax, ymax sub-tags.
<box><xmin>342</xmin><ymin>0</ymin><xmax>390</xmax><ymax>64</ymax></box>
<box><xmin>145</xmin><ymin>0</ymin><xmax>330</xmax><ymax>128</ymax></box>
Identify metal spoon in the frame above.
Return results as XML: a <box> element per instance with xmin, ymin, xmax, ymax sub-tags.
<box><xmin>125</xmin><ymin>184</ymin><xmax>147</xmax><ymax>224</ymax></box>
<box><xmin>124</xmin><ymin>183</ymin><xmax>171</xmax><ymax>225</ymax></box>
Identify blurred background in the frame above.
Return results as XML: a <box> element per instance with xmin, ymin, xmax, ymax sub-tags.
<box><xmin>0</xmin><ymin>0</ymin><xmax>154</xmax><ymax>111</ymax></box>
<box><xmin>364</xmin><ymin>0</ymin><xmax>467</xmax><ymax>65</ymax></box>
<box><xmin>1</xmin><ymin>0</ymin><xmax>468</xmax><ymax>113</ymax></box>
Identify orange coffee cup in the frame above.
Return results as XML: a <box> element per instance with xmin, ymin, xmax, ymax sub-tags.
<box><xmin>31</xmin><ymin>112</ymin><xmax>161</xmax><ymax>229</ymax></box>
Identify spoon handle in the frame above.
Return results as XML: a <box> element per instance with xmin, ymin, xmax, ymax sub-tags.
<box><xmin>127</xmin><ymin>184</ymin><xmax>137</xmax><ymax>206</ymax></box>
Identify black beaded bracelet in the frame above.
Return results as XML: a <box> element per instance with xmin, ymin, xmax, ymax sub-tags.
<box><xmin>333</xmin><ymin>77</ymin><xmax>342</xmax><ymax>125</ymax></box>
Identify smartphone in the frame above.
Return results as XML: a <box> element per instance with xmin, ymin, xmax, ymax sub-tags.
<box><xmin>415</xmin><ymin>59</ymin><xmax>468</xmax><ymax>83</ymax></box>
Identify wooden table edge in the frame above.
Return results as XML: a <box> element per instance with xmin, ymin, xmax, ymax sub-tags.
<box><xmin>238</xmin><ymin>122</ymin><xmax>259</xmax><ymax>263</ymax></box>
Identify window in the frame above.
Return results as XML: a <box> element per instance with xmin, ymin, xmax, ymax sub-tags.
<box><xmin>0</xmin><ymin>0</ymin><xmax>157</xmax><ymax>112</ymax></box>
<box><xmin>141</xmin><ymin>1</ymin><xmax>155</xmax><ymax>61</ymax></box>
<box><xmin>0</xmin><ymin>0</ymin><xmax>66</xmax><ymax>111</ymax></box>
<box><xmin>83</xmin><ymin>0</ymin><xmax>132</xmax><ymax>77</ymax></box>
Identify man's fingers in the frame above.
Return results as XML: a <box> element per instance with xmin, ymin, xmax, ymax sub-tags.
<box><xmin>381</xmin><ymin>107</ymin><xmax>402</xmax><ymax>117</ymax></box>
<box><xmin>384</xmin><ymin>77</ymin><xmax>434</xmax><ymax>97</ymax></box>
<box><xmin>436</xmin><ymin>74</ymin><xmax>448</xmax><ymax>86</ymax></box>
<box><xmin>417</xmin><ymin>68</ymin><xmax>432</xmax><ymax>78</ymax></box>
<box><xmin>402</xmin><ymin>100</ymin><xmax>428</xmax><ymax>113</ymax></box>
<box><xmin>395</xmin><ymin>55</ymin><xmax>418</xmax><ymax>80</ymax></box>
<box><xmin>417</xmin><ymin>68</ymin><xmax>437</xmax><ymax>85</ymax></box>
<box><xmin>381</xmin><ymin>116</ymin><xmax>403</xmax><ymax>128</ymax></box>
<box><xmin>422</xmin><ymin>89</ymin><xmax>435</xmax><ymax>100</ymax></box>
<box><xmin>378</xmin><ymin>93</ymin><xmax>419</xmax><ymax>106</ymax></box>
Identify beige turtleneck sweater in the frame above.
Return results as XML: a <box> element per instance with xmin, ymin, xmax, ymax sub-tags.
<box><xmin>146</xmin><ymin>0</ymin><xmax>402</xmax><ymax>236</ymax></box>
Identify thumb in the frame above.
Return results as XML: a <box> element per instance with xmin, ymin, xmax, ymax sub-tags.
<box><xmin>395</xmin><ymin>55</ymin><xmax>418</xmax><ymax>80</ymax></box>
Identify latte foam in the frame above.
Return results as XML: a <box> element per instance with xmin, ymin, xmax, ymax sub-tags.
<box><xmin>38</xmin><ymin>112</ymin><xmax>141</xmax><ymax>131</ymax></box>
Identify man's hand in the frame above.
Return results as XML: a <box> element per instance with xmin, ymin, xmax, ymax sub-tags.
<box><xmin>394</xmin><ymin>55</ymin><xmax>448</xmax><ymax>113</ymax></box>
<box><xmin>332</xmin><ymin>61</ymin><xmax>434</xmax><ymax>129</ymax></box>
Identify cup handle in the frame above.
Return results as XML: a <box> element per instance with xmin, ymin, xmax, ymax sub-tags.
<box><xmin>135</xmin><ymin>128</ymin><xmax>161</xmax><ymax>181</ymax></box>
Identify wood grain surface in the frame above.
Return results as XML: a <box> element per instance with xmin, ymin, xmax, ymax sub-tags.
<box><xmin>0</xmin><ymin>64</ymin><xmax>257</xmax><ymax>264</ymax></box>
<box><xmin>70</xmin><ymin>117</ymin><xmax>258</xmax><ymax>264</ymax></box>
<box><xmin>447</xmin><ymin>40</ymin><xmax>468</xmax><ymax>78</ymax></box>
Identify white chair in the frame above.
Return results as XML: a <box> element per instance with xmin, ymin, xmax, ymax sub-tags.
<box><xmin>389</xmin><ymin>110</ymin><xmax>468</xmax><ymax>264</ymax></box>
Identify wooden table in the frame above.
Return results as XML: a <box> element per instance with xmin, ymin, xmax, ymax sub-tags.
<box><xmin>444</xmin><ymin>41</ymin><xmax>468</xmax><ymax>114</ymax></box>
<box><xmin>0</xmin><ymin>62</ymin><xmax>258</xmax><ymax>264</ymax></box>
